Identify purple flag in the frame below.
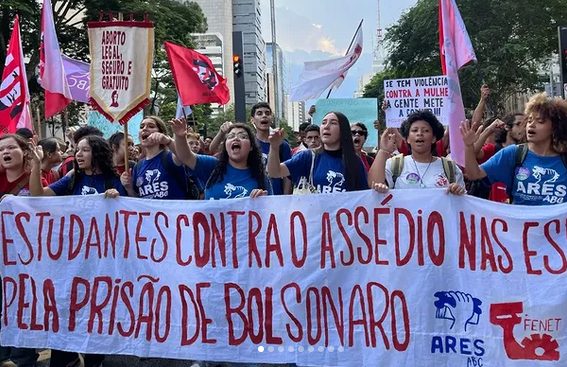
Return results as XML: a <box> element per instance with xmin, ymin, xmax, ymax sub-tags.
<box><xmin>61</xmin><ymin>54</ymin><xmax>89</xmax><ymax>103</ymax></box>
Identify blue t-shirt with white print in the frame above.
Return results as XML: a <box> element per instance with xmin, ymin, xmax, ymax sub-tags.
<box><xmin>193</xmin><ymin>154</ymin><xmax>273</xmax><ymax>200</ymax></box>
<box><xmin>133</xmin><ymin>150</ymin><xmax>187</xmax><ymax>200</ymax></box>
<box><xmin>49</xmin><ymin>173</ymin><xmax>126</xmax><ymax>196</ymax></box>
<box><xmin>284</xmin><ymin>149</ymin><xmax>368</xmax><ymax>193</ymax></box>
<box><xmin>481</xmin><ymin>144</ymin><xmax>567</xmax><ymax>205</ymax></box>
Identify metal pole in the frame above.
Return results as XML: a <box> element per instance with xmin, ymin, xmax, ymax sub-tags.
<box><xmin>270</xmin><ymin>0</ymin><xmax>279</xmax><ymax>127</ymax></box>
<box><xmin>326</xmin><ymin>19</ymin><xmax>364</xmax><ymax>99</ymax></box>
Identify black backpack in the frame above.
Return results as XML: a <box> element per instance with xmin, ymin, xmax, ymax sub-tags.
<box><xmin>134</xmin><ymin>150</ymin><xmax>201</xmax><ymax>200</ymax></box>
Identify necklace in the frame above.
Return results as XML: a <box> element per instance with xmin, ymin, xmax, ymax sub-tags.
<box><xmin>412</xmin><ymin>156</ymin><xmax>433</xmax><ymax>188</ymax></box>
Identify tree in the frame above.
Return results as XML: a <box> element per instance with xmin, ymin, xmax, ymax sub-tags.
<box><xmin>365</xmin><ymin>0</ymin><xmax>567</xmax><ymax>113</ymax></box>
<box><xmin>1</xmin><ymin>0</ymin><xmax>208</xmax><ymax>125</ymax></box>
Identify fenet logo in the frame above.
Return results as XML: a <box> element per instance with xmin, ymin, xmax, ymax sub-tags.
<box><xmin>490</xmin><ymin>302</ymin><xmax>560</xmax><ymax>361</ymax></box>
<box><xmin>431</xmin><ymin>291</ymin><xmax>485</xmax><ymax>366</ymax></box>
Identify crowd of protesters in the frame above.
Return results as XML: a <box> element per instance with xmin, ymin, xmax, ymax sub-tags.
<box><xmin>1</xmin><ymin>87</ymin><xmax>567</xmax><ymax>366</ymax></box>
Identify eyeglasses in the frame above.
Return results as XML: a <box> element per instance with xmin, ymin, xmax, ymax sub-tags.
<box><xmin>226</xmin><ymin>132</ymin><xmax>250</xmax><ymax>140</ymax></box>
<box><xmin>351</xmin><ymin>130</ymin><xmax>366</xmax><ymax>137</ymax></box>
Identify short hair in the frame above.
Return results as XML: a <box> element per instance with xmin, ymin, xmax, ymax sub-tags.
<box><xmin>304</xmin><ymin>125</ymin><xmax>320</xmax><ymax>134</ymax></box>
<box><xmin>251</xmin><ymin>102</ymin><xmax>272</xmax><ymax>117</ymax></box>
<box><xmin>38</xmin><ymin>137</ymin><xmax>60</xmax><ymax>155</ymax></box>
<box><xmin>400</xmin><ymin>110</ymin><xmax>445</xmax><ymax>141</ymax></box>
<box><xmin>298</xmin><ymin>122</ymin><xmax>311</xmax><ymax>132</ymax></box>
<box><xmin>186</xmin><ymin>132</ymin><xmax>200</xmax><ymax>140</ymax></box>
<box><xmin>73</xmin><ymin>126</ymin><xmax>103</xmax><ymax>144</ymax></box>
<box><xmin>400</xmin><ymin>110</ymin><xmax>445</xmax><ymax>153</ymax></box>
<box><xmin>15</xmin><ymin>128</ymin><xmax>33</xmax><ymax>140</ymax></box>
<box><xmin>351</xmin><ymin>122</ymin><xmax>368</xmax><ymax>137</ymax></box>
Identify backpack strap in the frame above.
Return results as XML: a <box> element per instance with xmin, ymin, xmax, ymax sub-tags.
<box><xmin>440</xmin><ymin>157</ymin><xmax>456</xmax><ymax>184</ymax></box>
<box><xmin>515</xmin><ymin>143</ymin><xmax>528</xmax><ymax>167</ymax></box>
<box><xmin>308</xmin><ymin>150</ymin><xmax>316</xmax><ymax>188</ymax></box>
<box><xmin>390</xmin><ymin>154</ymin><xmax>405</xmax><ymax>187</ymax></box>
<box><xmin>7</xmin><ymin>174</ymin><xmax>29</xmax><ymax>195</ymax></box>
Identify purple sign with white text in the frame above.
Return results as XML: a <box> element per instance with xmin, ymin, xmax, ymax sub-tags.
<box><xmin>62</xmin><ymin>54</ymin><xmax>89</xmax><ymax>103</ymax></box>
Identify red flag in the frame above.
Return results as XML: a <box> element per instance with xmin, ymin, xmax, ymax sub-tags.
<box><xmin>164</xmin><ymin>41</ymin><xmax>230</xmax><ymax>106</ymax></box>
<box><xmin>40</xmin><ymin>0</ymin><xmax>72</xmax><ymax>118</ymax></box>
<box><xmin>0</xmin><ymin>16</ymin><xmax>32</xmax><ymax>134</ymax></box>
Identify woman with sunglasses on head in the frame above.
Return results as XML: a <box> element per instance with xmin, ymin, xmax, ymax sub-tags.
<box><xmin>268</xmin><ymin>111</ymin><xmax>368</xmax><ymax>193</ymax></box>
<box><xmin>171</xmin><ymin>119</ymin><xmax>271</xmax><ymax>199</ymax></box>
<box><xmin>369</xmin><ymin>110</ymin><xmax>465</xmax><ymax>194</ymax></box>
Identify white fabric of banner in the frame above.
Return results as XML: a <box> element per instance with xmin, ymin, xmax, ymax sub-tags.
<box><xmin>0</xmin><ymin>190</ymin><xmax>565</xmax><ymax>366</ymax></box>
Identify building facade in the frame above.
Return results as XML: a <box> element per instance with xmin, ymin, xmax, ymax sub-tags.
<box><xmin>232</xmin><ymin>0</ymin><xmax>267</xmax><ymax>107</ymax></box>
<box><xmin>192</xmin><ymin>0</ymin><xmax>234</xmax><ymax>105</ymax></box>
<box><xmin>284</xmin><ymin>95</ymin><xmax>305</xmax><ymax>132</ymax></box>
<box><xmin>190</xmin><ymin>33</ymin><xmax>226</xmax><ymax>115</ymax></box>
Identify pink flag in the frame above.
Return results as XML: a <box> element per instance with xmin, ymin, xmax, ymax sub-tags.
<box><xmin>439</xmin><ymin>0</ymin><xmax>476</xmax><ymax>165</ymax></box>
<box><xmin>40</xmin><ymin>0</ymin><xmax>72</xmax><ymax>118</ymax></box>
<box><xmin>0</xmin><ymin>16</ymin><xmax>32</xmax><ymax>134</ymax></box>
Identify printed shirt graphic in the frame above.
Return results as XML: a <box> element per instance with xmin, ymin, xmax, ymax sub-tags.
<box><xmin>133</xmin><ymin>151</ymin><xmax>186</xmax><ymax>200</ymax></box>
<box><xmin>49</xmin><ymin>173</ymin><xmax>126</xmax><ymax>196</ymax></box>
<box><xmin>482</xmin><ymin>145</ymin><xmax>567</xmax><ymax>205</ymax></box>
<box><xmin>258</xmin><ymin>139</ymin><xmax>291</xmax><ymax>195</ymax></box>
<box><xmin>284</xmin><ymin>150</ymin><xmax>368</xmax><ymax>193</ymax></box>
<box><xmin>385</xmin><ymin>156</ymin><xmax>465</xmax><ymax>189</ymax></box>
<box><xmin>193</xmin><ymin>155</ymin><xmax>272</xmax><ymax>200</ymax></box>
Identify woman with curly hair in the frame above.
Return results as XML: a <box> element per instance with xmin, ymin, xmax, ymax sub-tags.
<box><xmin>369</xmin><ymin>110</ymin><xmax>465</xmax><ymax>194</ymax></box>
<box><xmin>268</xmin><ymin>111</ymin><xmax>368</xmax><ymax>193</ymax></box>
<box><xmin>30</xmin><ymin>134</ymin><xmax>125</xmax><ymax>197</ymax></box>
<box><xmin>171</xmin><ymin>118</ymin><xmax>271</xmax><ymax>199</ymax></box>
<box><xmin>462</xmin><ymin>92</ymin><xmax>567</xmax><ymax>205</ymax></box>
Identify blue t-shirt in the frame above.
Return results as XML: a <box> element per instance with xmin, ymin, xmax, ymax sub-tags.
<box><xmin>193</xmin><ymin>155</ymin><xmax>273</xmax><ymax>200</ymax></box>
<box><xmin>284</xmin><ymin>150</ymin><xmax>369</xmax><ymax>193</ymax></box>
<box><xmin>481</xmin><ymin>145</ymin><xmax>567</xmax><ymax>205</ymax></box>
<box><xmin>258</xmin><ymin>139</ymin><xmax>291</xmax><ymax>195</ymax></box>
<box><xmin>49</xmin><ymin>173</ymin><xmax>126</xmax><ymax>196</ymax></box>
<box><xmin>132</xmin><ymin>151</ymin><xmax>187</xmax><ymax>200</ymax></box>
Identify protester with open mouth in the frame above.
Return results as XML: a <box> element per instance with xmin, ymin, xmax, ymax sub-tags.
<box><xmin>120</xmin><ymin>115</ymin><xmax>197</xmax><ymax>200</ymax></box>
<box><xmin>172</xmin><ymin>119</ymin><xmax>271</xmax><ymax>200</ymax></box>
<box><xmin>268</xmin><ymin>111</ymin><xmax>368</xmax><ymax>193</ymax></box>
<box><xmin>461</xmin><ymin>92</ymin><xmax>567</xmax><ymax>205</ymax></box>
<box><xmin>351</xmin><ymin>121</ymin><xmax>374</xmax><ymax>172</ymax></box>
<box><xmin>369</xmin><ymin>110</ymin><xmax>465</xmax><ymax>194</ymax></box>
<box><xmin>37</xmin><ymin>137</ymin><xmax>64</xmax><ymax>185</ymax></box>
<box><xmin>29</xmin><ymin>134</ymin><xmax>125</xmax><ymax>199</ymax></box>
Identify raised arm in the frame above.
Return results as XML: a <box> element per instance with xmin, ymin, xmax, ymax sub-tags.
<box><xmin>267</xmin><ymin>129</ymin><xmax>290</xmax><ymax>178</ymax></box>
<box><xmin>209</xmin><ymin>121</ymin><xmax>233</xmax><ymax>154</ymax></box>
<box><xmin>471</xmin><ymin>84</ymin><xmax>490</xmax><ymax>131</ymax></box>
<box><xmin>473</xmin><ymin>118</ymin><xmax>504</xmax><ymax>160</ymax></box>
<box><xmin>30</xmin><ymin>145</ymin><xmax>55</xmax><ymax>196</ymax></box>
<box><xmin>460</xmin><ymin>120</ymin><xmax>487</xmax><ymax>180</ymax></box>
<box><xmin>170</xmin><ymin>118</ymin><xmax>197</xmax><ymax>170</ymax></box>
<box><xmin>368</xmin><ymin>128</ymin><xmax>397</xmax><ymax>187</ymax></box>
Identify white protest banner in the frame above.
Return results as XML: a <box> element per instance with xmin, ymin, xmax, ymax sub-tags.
<box><xmin>1</xmin><ymin>191</ymin><xmax>566</xmax><ymax>366</ymax></box>
<box><xmin>384</xmin><ymin>76</ymin><xmax>450</xmax><ymax>127</ymax></box>
<box><xmin>88</xmin><ymin>20</ymin><xmax>154</xmax><ymax>124</ymax></box>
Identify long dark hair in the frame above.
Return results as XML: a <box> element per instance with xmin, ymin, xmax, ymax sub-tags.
<box><xmin>317</xmin><ymin>111</ymin><xmax>362</xmax><ymax>191</ymax></box>
<box><xmin>69</xmin><ymin>135</ymin><xmax>117</xmax><ymax>190</ymax></box>
<box><xmin>205</xmin><ymin>123</ymin><xmax>268</xmax><ymax>190</ymax></box>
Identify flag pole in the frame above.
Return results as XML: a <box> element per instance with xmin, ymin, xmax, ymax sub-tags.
<box><xmin>326</xmin><ymin>19</ymin><xmax>364</xmax><ymax>99</ymax></box>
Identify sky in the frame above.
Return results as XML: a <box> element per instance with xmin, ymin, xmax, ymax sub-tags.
<box><xmin>259</xmin><ymin>0</ymin><xmax>418</xmax><ymax>98</ymax></box>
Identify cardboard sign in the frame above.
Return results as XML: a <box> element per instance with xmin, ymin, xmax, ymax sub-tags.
<box><xmin>384</xmin><ymin>76</ymin><xmax>450</xmax><ymax>127</ymax></box>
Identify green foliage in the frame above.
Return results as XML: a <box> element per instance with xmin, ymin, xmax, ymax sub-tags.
<box><xmin>365</xmin><ymin>0</ymin><xmax>567</xmax><ymax>113</ymax></box>
<box><xmin>0</xmin><ymin>0</ymin><xmax>208</xmax><ymax>127</ymax></box>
